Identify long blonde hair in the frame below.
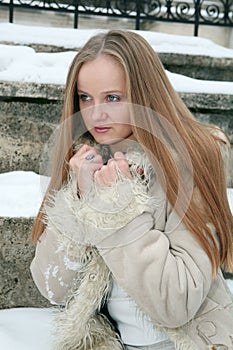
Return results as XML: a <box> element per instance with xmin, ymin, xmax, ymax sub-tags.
<box><xmin>32</xmin><ymin>30</ymin><xmax>233</xmax><ymax>274</ymax></box>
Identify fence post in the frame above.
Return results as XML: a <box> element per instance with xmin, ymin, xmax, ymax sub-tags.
<box><xmin>135</xmin><ymin>0</ymin><xmax>141</xmax><ymax>30</ymax></box>
<box><xmin>194</xmin><ymin>0</ymin><xmax>200</xmax><ymax>36</ymax></box>
<box><xmin>9</xmin><ymin>0</ymin><xmax>14</xmax><ymax>23</ymax></box>
<box><xmin>224</xmin><ymin>0</ymin><xmax>230</xmax><ymax>24</ymax></box>
<box><xmin>73</xmin><ymin>0</ymin><xmax>79</xmax><ymax>29</ymax></box>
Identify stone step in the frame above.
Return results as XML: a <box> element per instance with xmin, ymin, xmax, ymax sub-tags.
<box><xmin>1</xmin><ymin>41</ymin><xmax>232</xmax><ymax>81</ymax></box>
<box><xmin>0</xmin><ymin>81</ymin><xmax>232</xmax><ymax>185</ymax></box>
<box><xmin>159</xmin><ymin>52</ymin><xmax>233</xmax><ymax>82</ymax></box>
<box><xmin>0</xmin><ymin>217</ymin><xmax>50</xmax><ymax>309</ymax></box>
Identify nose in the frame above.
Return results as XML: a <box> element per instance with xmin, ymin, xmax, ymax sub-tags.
<box><xmin>91</xmin><ymin>103</ymin><xmax>108</xmax><ymax>122</ymax></box>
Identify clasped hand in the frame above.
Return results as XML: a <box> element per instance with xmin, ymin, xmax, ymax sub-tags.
<box><xmin>69</xmin><ymin>144</ymin><xmax>132</xmax><ymax>196</ymax></box>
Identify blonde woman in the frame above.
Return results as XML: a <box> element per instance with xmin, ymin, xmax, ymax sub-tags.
<box><xmin>30</xmin><ymin>30</ymin><xmax>233</xmax><ymax>350</ymax></box>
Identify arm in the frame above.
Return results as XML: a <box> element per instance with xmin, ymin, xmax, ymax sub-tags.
<box><xmin>30</xmin><ymin>227</ymin><xmax>83</xmax><ymax>305</ymax></box>
<box><xmin>97</xmin><ymin>207</ymin><xmax>213</xmax><ymax>328</ymax></box>
<box><xmin>30</xmin><ymin>144</ymin><xmax>110</xmax><ymax>304</ymax></box>
<box><xmin>30</xmin><ymin>147</ymin><xmax>129</xmax><ymax>304</ymax></box>
<box><xmin>30</xmin><ymin>178</ymin><xmax>88</xmax><ymax>305</ymax></box>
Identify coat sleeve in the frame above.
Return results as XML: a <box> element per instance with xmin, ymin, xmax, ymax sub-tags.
<box><xmin>30</xmin><ymin>178</ymin><xmax>88</xmax><ymax>305</ymax></box>
<box><xmin>97</xmin><ymin>207</ymin><xmax>213</xmax><ymax>328</ymax></box>
<box><xmin>30</xmin><ymin>227</ymin><xmax>83</xmax><ymax>305</ymax></box>
<box><xmin>30</xmin><ymin>169</ymin><xmax>148</xmax><ymax>305</ymax></box>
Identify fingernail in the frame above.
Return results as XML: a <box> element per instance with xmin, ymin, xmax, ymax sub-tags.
<box><xmin>114</xmin><ymin>152</ymin><xmax>124</xmax><ymax>159</ymax></box>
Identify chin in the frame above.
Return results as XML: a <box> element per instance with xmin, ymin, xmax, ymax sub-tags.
<box><xmin>97</xmin><ymin>139</ymin><xmax>114</xmax><ymax>145</ymax></box>
<box><xmin>93</xmin><ymin>135</ymin><xmax>115</xmax><ymax>145</ymax></box>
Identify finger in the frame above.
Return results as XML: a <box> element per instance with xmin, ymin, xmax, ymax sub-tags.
<box><xmin>94</xmin><ymin>163</ymin><xmax>117</xmax><ymax>187</ymax></box>
<box><xmin>105</xmin><ymin>160</ymin><xmax>118</xmax><ymax>179</ymax></box>
<box><xmin>74</xmin><ymin>156</ymin><xmax>103</xmax><ymax>195</ymax></box>
<box><xmin>70</xmin><ymin>153</ymin><xmax>103</xmax><ymax>172</ymax></box>
<box><xmin>69</xmin><ymin>145</ymin><xmax>102</xmax><ymax>165</ymax></box>
<box><xmin>114</xmin><ymin>151</ymin><xmax>126</xmax><ymax>160</ymax></box>
<box><xmin>86</xmin><ymin>154</ymin><xmax>103</xmax><ymax>168</ymax></box>
<box><xmin>73</xmin><ymin>144</ymin><xmax>98</xmax><ymax>158</ymax></box>
<box><xmin>114</xmin><ymin>152</ymin><xmax>131</xmax><ymax>177</ymax></box>
<box><xmin>82</xmin><ymin>150</ymin><xmax>102</xmax><ymax>161</ymax></box>
<box><xmin>94</xmin><ymin>168</ymin><xmax>106</xmax><ymax>187</ymax></box>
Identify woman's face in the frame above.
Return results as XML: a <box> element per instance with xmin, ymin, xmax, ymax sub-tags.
<box><xmin>77</xmin><ymin>54</ymin><xmax>133</xmax><ymax>145</ymax></box>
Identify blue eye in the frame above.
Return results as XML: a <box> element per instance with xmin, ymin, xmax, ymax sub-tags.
<box><xmin>107</xmin><ymin>95</ymin><xmax>120</xmax><ymax>102</ymax></box>
<box><xmin>80</xmin><ymin>94</ymin><xmax>91</xmax><ymax>101</ymax></box>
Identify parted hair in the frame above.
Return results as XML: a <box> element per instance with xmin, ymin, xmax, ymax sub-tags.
<box><xmin>32</xmin><ymin>30</ymin><xmax>233</xmax><ymax>274</ymax></box>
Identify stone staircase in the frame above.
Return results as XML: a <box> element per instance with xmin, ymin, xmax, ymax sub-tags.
<box><xmin>0</xmin><ymin>45</ymin><xmax>233</xmax><ymax>309</ymax></box>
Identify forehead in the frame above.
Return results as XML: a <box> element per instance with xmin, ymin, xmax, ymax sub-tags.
<box><xmin>77</xmin><ymin>54</ymin><xmax>125</xmax><ymax>90</ymax></box>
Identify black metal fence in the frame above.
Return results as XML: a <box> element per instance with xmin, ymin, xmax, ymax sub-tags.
<box><xmin>1</xmin><ymin>0</ymin><xmax>233</xmax><ymax>36</ymax></box>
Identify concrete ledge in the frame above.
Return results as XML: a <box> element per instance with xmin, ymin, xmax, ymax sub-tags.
<box><xmin>179</xmin><ymin>92</ymin><xmax>233</xmax><ymax>112</ymax></box>
<box><xmin>1</xmin><ymin>81</ymin><xmax>232</xmax><ymax>110</ymax></box>
<box><xmin>0</xmin><ymin>81</ymin><xmax>64</xmax><ymax>100</ymax></box>
<box><xmin>159</xmin><ymin>53</ymin><xmax>233</xmax><ymax>81</ymax></box>
<box><xmin>0</xmin><ymin>217</ymin><xmax>50</xmax><ymax>309</ymax></box>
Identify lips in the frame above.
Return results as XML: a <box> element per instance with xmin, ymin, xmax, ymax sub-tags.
<box><xmin>94</xmin><ymin>126</ymin><xmax>111</xmax><ymax>133</ymax></box>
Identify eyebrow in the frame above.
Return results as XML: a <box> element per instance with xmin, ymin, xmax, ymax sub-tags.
<box><xmin>78</xmin><ymin>89</ymin><xmax>124</xmax><ymax>94</ymax></box>
<box><xmin>100</xmin><ymin>90</ymin><xmax>124</xmax><ymax>94</ymax></box>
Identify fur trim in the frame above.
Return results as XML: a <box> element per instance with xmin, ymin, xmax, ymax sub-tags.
<box><xmin>53</xmin><ymin>248</ymin><xmax>123</xmax><ymax>350</ymax></box>
<box><xmin>44</xmin><ymin>147</ymin><xmax>156</xmax><ymax>247</ymax></box>
<box><xmin>165</xmin><ymin>327</ymin><xmax>200</xmax><ymax>350</ymax></box>
<box><xmin>75</xmin><ymin>174</ymin><xmax>153</xmax><ymax>245</ymax></box>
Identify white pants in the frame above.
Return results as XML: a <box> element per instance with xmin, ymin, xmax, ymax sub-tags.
<box><xmin>125</xmin><ymin>340</ymin><xmax>175</xmax><ymax>350</ymax></box>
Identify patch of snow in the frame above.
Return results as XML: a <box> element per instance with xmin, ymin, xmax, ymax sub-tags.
<box><xmin>0</xmin><ymin>24</ymin><xmax>233</xmax><ymax>93</ymax></box>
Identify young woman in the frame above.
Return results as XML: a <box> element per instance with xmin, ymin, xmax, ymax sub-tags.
<box><xmin>30</xmin><ymin>30</ymin><xmax>233</xmax><ymax>350</ymax></box>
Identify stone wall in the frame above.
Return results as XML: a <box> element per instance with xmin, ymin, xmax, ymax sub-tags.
<box><xmin>0</xmin><ymin>217</ymin><xmax>50</xmax><ymax>308</ymax></box>
<box><xmin>0</xmin><ymin>79</ymin><xmax>232</xmax><ymax>309</ymax></box>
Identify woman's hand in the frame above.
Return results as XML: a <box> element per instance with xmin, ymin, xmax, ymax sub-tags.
<box><xmin>69</xmin><ymin>144</ymin><xmax>103</xmax><ymax>196</ymax></box>
<box><xmin>94</xmin><ymin>152</ymin><xmax>132</xmax><ymax>187</ymax></box>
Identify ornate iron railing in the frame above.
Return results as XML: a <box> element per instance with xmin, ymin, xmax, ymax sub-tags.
<box><xmin>1</xmin><ymin>0</ymin><xmax>233</xmax><ymax>36</ymax></box>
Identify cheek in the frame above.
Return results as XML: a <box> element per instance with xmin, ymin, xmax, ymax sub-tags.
<box><xmin>124</xmin><ymin>124</ymin><xmax>133</xmax><ymax>135</ymax></box>
<box><xmin>117</xmin><ymin>113</ymin><xmax>131</xmax><ymax>129</ymax></box>
<box><xmin>81</xmin><ymin>110</ymin><xmax>92</xmax><ymax>127</ymax></box>
<box><xmin>116</xmin><ymin>124</ymin><xmax>132</xmax><ymax>138</ymax></box>
<box><xmin>111</xmin><ymin>106</ymin><xmax>131</xmax><ymax>124</ymax></box>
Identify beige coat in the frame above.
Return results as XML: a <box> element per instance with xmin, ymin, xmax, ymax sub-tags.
<box><xmin>31</xmin><ymin>142</ymin><xmax>233</xmax><ymax>350</ymax></box>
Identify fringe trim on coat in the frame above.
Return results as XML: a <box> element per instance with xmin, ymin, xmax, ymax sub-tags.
<box><xmin>43</xmin><ymin>146</ymin><xmax>157</xmax><ymax>247</ymax></box>
<box><xmin>165</xmin><ymin>328</ymin><xmax>200</xmax><ymax>350</ymax></box>
<box><xmin>53</xmin><ymin>248</ymin><xmax>123</xmax><ymax>350</ymax></box>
